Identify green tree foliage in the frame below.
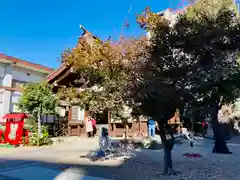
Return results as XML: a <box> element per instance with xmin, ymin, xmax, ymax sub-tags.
<box><xmin>186</xmin><ymin>0</ymin><xmax>236</xmax><ymax>18</ymax></box>
<box><xmin>136</xmin><ymin>4</ymin><xmax>240</xmax><ymax>173</ymax></box>
<box><xmin>18</xmin><ymin>82</ymin><xmax>57</xmax><ymax>117</ymax></box>
<box><xmin>24</xmin><ymin>118</ymin><xmax>52</xmax><ymax>146</ymax></box>
<box><xmin>137</xmin><ymin>4</ymin><xmax>240</xmax><ymax>135</ymax></box>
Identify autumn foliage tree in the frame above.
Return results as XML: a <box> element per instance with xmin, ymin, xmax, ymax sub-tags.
<box><xmin>57</xmin><ymin>28</ymin><xmax>146</xmax><ymax>122</ymax></box>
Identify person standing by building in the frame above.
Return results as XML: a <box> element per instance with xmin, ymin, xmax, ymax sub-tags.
<box><xmin>148</xmin><ymin>117</ymin><xmax>156</xmax><ymax>137</ymax></box>
<box><xmin>86</xmin><ymin>117</ymin><xmax>93</xmax><ymax>138</ymax></box>
<box><xmin>91</xmin><ymin>117</ymin><xmax>97</xmax><ymax>137</ymax></box>
<box><xmin>201</xmin><ymin>120</ymin><xmax>208</xmax><ymax>137</ymax></box>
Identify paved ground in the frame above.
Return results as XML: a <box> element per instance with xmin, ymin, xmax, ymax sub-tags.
<box><xmin>1</xmin><ymin>135</ymin><xmax>240</xmax><ymax>180</ymax></box>
<box><xmin>0</xmin><ymin>137</ymin><xmax>120</xmax><ymax>180</ymax></box>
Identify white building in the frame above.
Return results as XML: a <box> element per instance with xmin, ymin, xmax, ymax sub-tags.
<box><xmin>0</xmin><ymin>53</ymin><xmax>53</xmax><ymax>121</ymax></box>
<box><xmin>147</xmin><ymin>8</ymin><xmax>179</xmax><ymax>40</ymax></box>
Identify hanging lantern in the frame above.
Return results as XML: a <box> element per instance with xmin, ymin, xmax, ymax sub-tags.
<box><xmin>55</xmin><ymin>107</ymin><xmax>66</xmax><ymax>117</ymax></box>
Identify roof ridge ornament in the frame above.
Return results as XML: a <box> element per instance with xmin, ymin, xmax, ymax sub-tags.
<box><xmin>79</xmin><ymin>24</ymin><xmax>90</xmax><ymax>36</ymax></box>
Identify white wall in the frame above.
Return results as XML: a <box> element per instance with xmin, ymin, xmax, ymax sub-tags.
<box><xmin>2</xmin><ymin>64</ymin><xmax>12</xmax><ymax>87</ymax></box>
<box><xmin>2</xmin><ymin>90</ymin><xmax>11</xmax><ymax>115</ymax></box>
<box><xmin>0</xmin><ymin>91</ymin><xmax>3</xmax><ymax>120</ymax></box>
<box><xmin>0</xmin><ymin>62</ymin><xmax>50</xmax><ymax>121</ymax></box>
<box><xmin>12</xmin><ymin>66</ymin><xmax>47</xmax><ymax>83</ymax></box>
<box><xmin>0</xmin><ymin>64</ymin><xmax>5</xmax><ymax>79</ymax></box>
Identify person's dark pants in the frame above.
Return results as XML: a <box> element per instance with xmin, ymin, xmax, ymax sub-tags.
<box><xmin>202</xmin><ymin>127</ymin><xmax>206</xmax><ymax>136</ymax></box>
<box><xmin>87</xmin><ymin>132</ymin><xmax>93</xmax><ymax>138</ymax></box>
<box><xmin>163</xmin><ymin>138</ymin><xmax>174</xmax><ymax>173</ymax></box>
<box><xmin>148</xmin><ymin>125</ymin><xmax>155</xmax><ymax>137</ymax></box>
<box><xmin>93</xmin><ymin>127</ymin><xmax>97</xmax><ymax>137</ymax></box>
<box><xmin>164</xmin><ymin>148</ymin><xmax>173</xmax><ymax>169</ymax></box>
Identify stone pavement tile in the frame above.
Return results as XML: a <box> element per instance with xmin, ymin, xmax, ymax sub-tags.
<box><xmin>1</xmin><ymin>150</ymin><xmax>123</xmax><ymax>166</ymax></box>
<box><xmin>0</xmin><ymin>148</ymin><xmax>19</xmax><ymax>156</ymax></box>
<box><xmin>0</xmin><ymin>143</ymin><xmax>99</xmax><ymax>163</ymax></box>
<box><xmin>0</xmin><ymin>166</ymin><xmax>59</xmax><ymax>180</ymax></box>
<box><xmin>0</xmin><ymin>159</ymin><xmax>38</xmax><ymax>170</ymax></box>
<box><xmin>0</xmin><ymin>136</ymin><xmax>99</xmax><ymax>158</ymax></box>
<box><xmin>54</xmin><ymin>168</ymin><xmax>115</xmax><ymax>180</ymax></box>
<box><xmin>0</xmin><ymin>166</ymin><xmax>115</xmax><ymax>180</ymax></box>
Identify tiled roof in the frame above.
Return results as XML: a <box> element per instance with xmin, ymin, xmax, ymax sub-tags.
<box><xmin>45</xmin><ymin>63</ymin><xmax>69</xmax><ymax>83</ymax></box>
<box><xmin>46</xmin><ymin>25</ymin><xmax>93</xmax><ymax>83</ymax></box>
<box><xmin>0</xmin><ymin>53</ymin><xmax>54</xmax><ymax>73</ymax></box>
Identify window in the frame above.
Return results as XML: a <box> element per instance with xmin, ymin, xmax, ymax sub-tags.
<box><xmin>12</xmin><ymin>80</ymin><xmax>26</xmax><ymax>88</ymax></box>
<box><xmin>71</xmin><ymin>106</ymin><xmax>85</xmax><ymax>121</ymax></box>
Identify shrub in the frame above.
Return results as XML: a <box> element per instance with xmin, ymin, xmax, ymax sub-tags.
<box><xmin>24</xmin><ymin>118</ymin><xmax>52</xmax><ymax>146</ymax></box>
<box><xmin>142</xmin><ymin>138</ymin><xmax>158</xmax><ymax>149</ymax></box>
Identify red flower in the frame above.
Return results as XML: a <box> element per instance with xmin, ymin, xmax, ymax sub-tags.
<box><xmin>183</xmin><ymin>153</ymin><xmax>202</xmax><ymax>158</ymax></box>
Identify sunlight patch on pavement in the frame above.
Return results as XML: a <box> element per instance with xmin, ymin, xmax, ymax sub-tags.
<box><xmin>0</xmin><ymin>148</ymin><xmax>16</xmax><ymax>156</ymax></box>
<box><xmin>54</xmin><ymin>167</ymin><xmax>115</xmax><ymax>180</ymax></box>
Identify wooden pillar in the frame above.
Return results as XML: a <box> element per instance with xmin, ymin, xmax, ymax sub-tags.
<box><xmin>68</xmin><ymin>106</ymin><xmax>72</xmax><ymax>121</ymax></box>
<box><xmin>126</xmin><ymin>124</ymin><xmax>129</xmax><ymax>137</ymax></box>
<box><xmin>83</xmin><ymin>110</ymin><xmax>88</xmax><ymax>136</ymax></box>
<box><xmin>138</xmin><ymin>120</ymin><xmax>141</xmax><ymax>131</ymax></box>
<box><xmin>67</xmin><ymin>106</ymin><xmax>72</xmax><ymax>136</ymax></box>
<box><xmin>108</xmin><ymin>111</ymin><xmax>111</xmax><ymax>135</ymax></box>
<box><xmin>68</xmin><ymin>124</ymin><xmax>71</xmax><ymax>136</ymax></box>
<box><xmin>77</xmin><ymin>124</ymin><xmax>80</xmax><ymax>136</ymax></box>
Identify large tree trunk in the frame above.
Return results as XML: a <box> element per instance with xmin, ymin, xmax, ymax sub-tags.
<box><xmin>159</xmin><ymin>125</ymin><xmax>176</xmax><ymax>175</ymax></box>
<box><xmin>211</xmin><ymin>102</ymin><xmax>232</xmax><ymax>154</ymax></box>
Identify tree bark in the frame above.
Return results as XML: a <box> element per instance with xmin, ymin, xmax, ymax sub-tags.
<box><xmin>211</xmin><ymin>102</ymin><xmax>232</xmax><ymax>154</ymax></box>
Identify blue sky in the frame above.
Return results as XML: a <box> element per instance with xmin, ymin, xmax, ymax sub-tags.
<box><xmin>0</xmin><ymin>0</ymin><xmax>187</xmax><ymax>69</ymax></box>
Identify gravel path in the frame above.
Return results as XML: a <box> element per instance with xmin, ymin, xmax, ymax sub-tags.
<box><xmin>1</xmin><ymin>137</ymin><xmax>240</xmax><ymax>180</ymax></box>
<box><xmin>107</xmin><ymin>140</ymin><xmax>240</xmax><ymax>180</ymax></box>
<box><xmin>110</xmin><ymin>153</ymin><xmax>240</xmax><ymax>180</ymax></box>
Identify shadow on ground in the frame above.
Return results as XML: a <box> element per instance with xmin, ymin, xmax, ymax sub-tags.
<box><xmin>0</xmin><ymin>140</ymin><xmax>167</xmax><ymax>180</ymax></box>
<box><xmin>1</xmin><ymin>137</ymin><xmax>236</xmax><ymax>180</ymax></box>
<box><xmin>0</xmin><ymin>151</ymin><xmax>165</xmax><ymax>180</ymax></box>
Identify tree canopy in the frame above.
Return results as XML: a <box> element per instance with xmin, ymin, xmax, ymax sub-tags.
<box><xmin>135</xmin><ymin>4</ymin><xmax>240</xmax><ymax>156</ymax></box>
<box><xmin>18</xmin><ymin>82</ymin><xmax>57</xmax><ymax>117</ymax></box>
<box><xmin>57</xmin><ymin>2</ymin><xmax>240</xmax><ymax>126</ymax></box>
<box><xmin>186</xmin><ymin>0</ymin><xmax>237</xmax><ymax>18</ymax></box>
<box><xmin>53</xmin><ymin>1</ymin><xmax>240</xmax><ymax>174</ymax></box>
<box><xmin>135</xmin><ymin>4</ymin><xmax>240</xmax><ymax>123</ymax></box>
<box><xmin>57</xmin><ymin>32</ymin><xmax>146</xmax><ymax>121</ymax></box>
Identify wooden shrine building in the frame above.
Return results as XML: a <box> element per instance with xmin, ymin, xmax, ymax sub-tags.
<box><xmin>46</xmin><ymin>26</ymin><xmax>148</xmax><ymax>137</ymax></box>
